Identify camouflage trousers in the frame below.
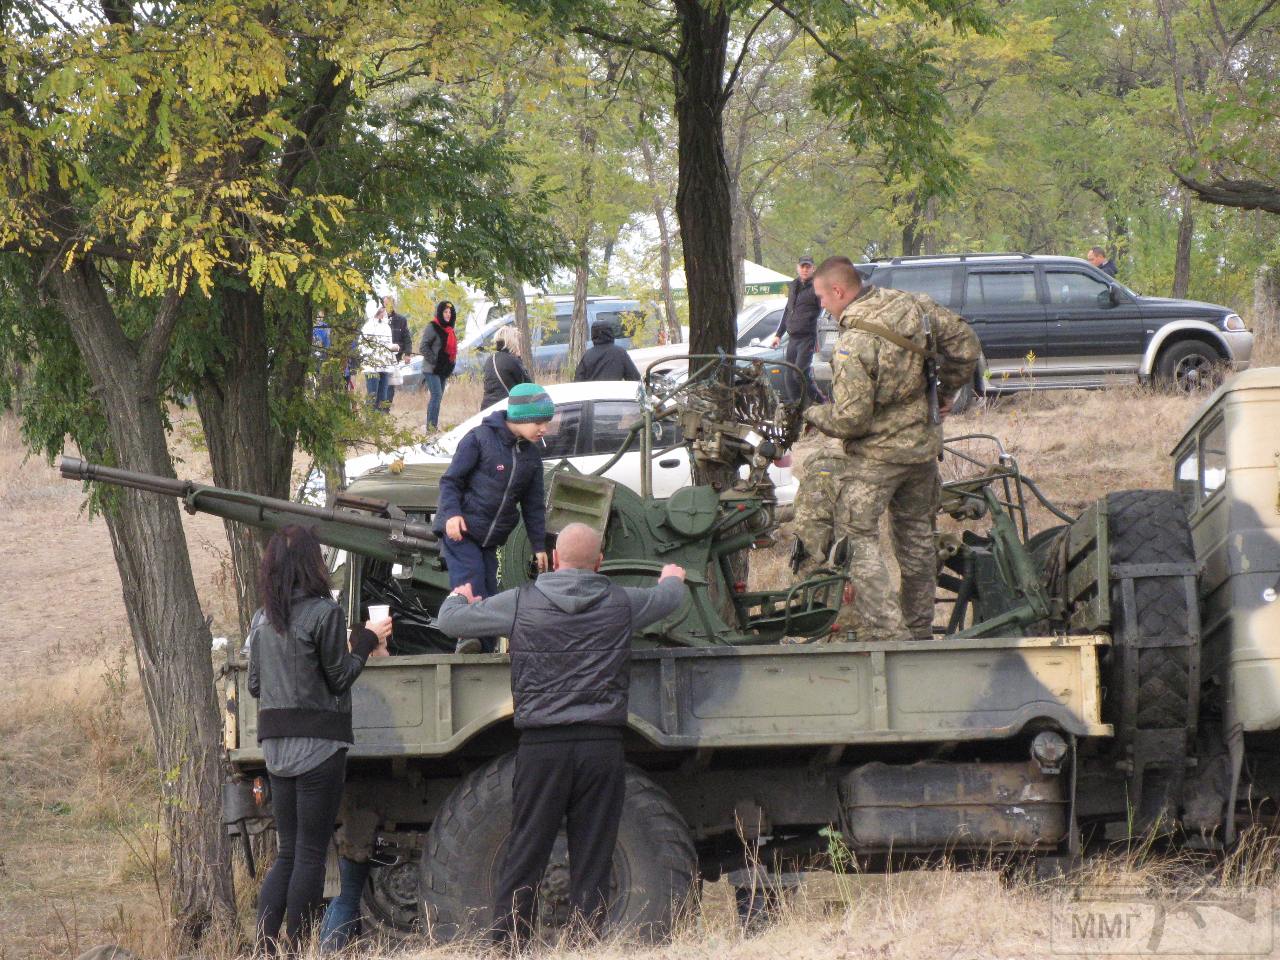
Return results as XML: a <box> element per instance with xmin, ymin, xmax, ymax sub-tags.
<box><xmin>838</xmin><ymin>456</ymin><xmax>940</xmax><ymax>642</ymax></box>
<box><xmin>790</xmin><ymin>452</ymin><xmax>859</xmax><ymax>635</ymax></box>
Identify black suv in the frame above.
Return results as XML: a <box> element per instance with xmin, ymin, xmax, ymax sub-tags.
<box><xmin>816</xmin><ymin>253</ymin><xmax>1253</xmax><ymax>396</ymax></box>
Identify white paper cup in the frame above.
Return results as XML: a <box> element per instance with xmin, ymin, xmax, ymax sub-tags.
<box><xmin>368</xmin><ymin>604</ymin><xmax>391</xmax><ymax>621</ymax></box>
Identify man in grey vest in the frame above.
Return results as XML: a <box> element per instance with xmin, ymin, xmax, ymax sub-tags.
<box><xmin>436</xmin><ymin>523</ymin><xmax>687</xmax><ymax>945</ymax></box>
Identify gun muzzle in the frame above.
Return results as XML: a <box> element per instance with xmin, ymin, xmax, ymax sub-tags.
<box><xmin>59</xmin><ymin>456</ymin><xmax>89</xmax><ymax>480</ymax></box>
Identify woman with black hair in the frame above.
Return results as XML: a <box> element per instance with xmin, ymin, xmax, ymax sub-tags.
<box><xmin>417</xmin><ymin>300</ymin><xmax>458</xmax><ymax>430</ymax></box>
<box><xmin>248</xmin><ymin>525</ymin><xmax>392</xmax><ymax>952</ymax></box>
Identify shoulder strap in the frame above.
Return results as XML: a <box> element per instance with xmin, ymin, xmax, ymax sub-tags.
<box><xmin>848</xmin><ymin>316</ymin><xmax>928</xmax><ymax>357</ymax></box>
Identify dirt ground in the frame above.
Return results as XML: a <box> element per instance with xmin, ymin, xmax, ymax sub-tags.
<box><xmin>0</xmin><ymin>369</ymin><xmax>1263</xmax><ymax>958</ymax></box>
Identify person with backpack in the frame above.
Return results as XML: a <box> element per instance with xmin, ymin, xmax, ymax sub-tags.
<box><xmin>417</xmin><ymin>300</ymin><xmax>458</xmax><ymax>430</ymax></box>
<box><xmin>482</xmin><ymin>326</ymin><xmax>532</xmax><ymax>410</ymax></box>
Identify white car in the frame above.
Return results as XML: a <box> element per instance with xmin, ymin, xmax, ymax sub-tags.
<box><xmin>627</xmin><ymin>297</ymin><xmax>789</xmax><ymax>382</ymax></box>
<box><xmin>332</xmin><ymin>381</ymin><xmax>798</xmax><ymax>504</ymax></box>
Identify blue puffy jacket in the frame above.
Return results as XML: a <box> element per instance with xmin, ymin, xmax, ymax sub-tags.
<box><xmin>435</xmin><ymin>410</ymin><xmax>547</xmax><ymax>550</ymax></box>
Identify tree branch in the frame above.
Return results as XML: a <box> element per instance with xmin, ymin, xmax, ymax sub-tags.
<box><xmin>724</xmin><ymin>5</ymin><xmax>777</xmax><ymax>99</ymax></box>
<box><xmin>768</xmin><ymin>0</ymin><xmax>846</xmax><ymax>64</ymax></box>
<box><xmin>1175</xmin><ymin>171</ymin><xmax>1280</xmax><ymax>214</ymax></box>
<box><xmin>573</xmin><ymin>25</ymin><xmax>676</xmax><ymax>66</ymax></box>
<box><xmin>1229</xmin><ymin>0</ymin><xmax>1279</xmax><ymax>50</ymax></box>
<box><xmin>141</xmin><ymin>287</ymin><xmax>183</xmax><ymax>386</ymax></box>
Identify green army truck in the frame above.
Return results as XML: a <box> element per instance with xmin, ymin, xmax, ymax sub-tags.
<box><xmin>61</xmin><ymin>361</ymin><xmax>1280</xmax><ymax>942</ymax></box>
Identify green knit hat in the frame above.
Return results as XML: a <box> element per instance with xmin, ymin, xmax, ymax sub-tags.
<box><xmin>507</xmin><ymin>383</ymin><xmax>555</xmax><ymax>422</ymax></box>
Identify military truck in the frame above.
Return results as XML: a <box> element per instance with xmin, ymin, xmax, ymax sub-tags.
<box><xmin>61</xmin><ymin>360</ymin><xmax>1280</xmax><ymax>942</ymax></box>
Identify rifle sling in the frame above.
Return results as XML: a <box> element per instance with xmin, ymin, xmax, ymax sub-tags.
<box><xmin>849</xmin><ymin>317</ymin><xmax>929</xmax><ymax>357</ymax></box>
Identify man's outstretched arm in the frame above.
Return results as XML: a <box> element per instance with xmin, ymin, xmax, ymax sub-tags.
<box><xmin>436</xmin><ymin>587</ymin><xmax>520</xmax><ymax>638</ymax></box>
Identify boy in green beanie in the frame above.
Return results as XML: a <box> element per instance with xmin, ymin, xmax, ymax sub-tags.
<box><xmin>434</xmin><ymin>383</ymin><xmax>555</xmax><ymax>652</ymax></box>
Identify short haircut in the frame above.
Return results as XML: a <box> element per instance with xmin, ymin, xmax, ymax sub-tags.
<box><xmin>556</xmin><ymin>523</ymin><xmax>603</xmax><ymax>569</ymax></box>
<box><xmin>1089</xmin><ymin>246</ymin><xmax>1107</xmax><ymax>258</ymax></box>
<box><xmin>814</xmin><ymin>255</ymin><xmax>861</xmax><ymax>290</ymax></box>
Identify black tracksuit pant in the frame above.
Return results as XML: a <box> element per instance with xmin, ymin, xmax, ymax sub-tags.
<box><xmin>491</xmin><ymin>732</ymin><xmax>626</xmax><ymax>944</ymax></box>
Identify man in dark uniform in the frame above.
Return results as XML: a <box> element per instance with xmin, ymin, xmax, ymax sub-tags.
<box><xmin>436</xmin><ymin>524</ymin><xmax>687</xmax><ymax>946</ymax></box>
<box><xmin>1086</xmin><ymin>246</ymin><xmax>1118</xmax><ymax>278</ymax></box>
<box><xmin>769</xmin><ymin>255</ymin><xmax>823</xmax><ymax>403</ymax></box>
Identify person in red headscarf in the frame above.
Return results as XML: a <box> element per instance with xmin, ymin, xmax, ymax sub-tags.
<box><xmin>417</xmin><ymin>300</ymin><xmax>458</xmax><ymax>430</ymax></box>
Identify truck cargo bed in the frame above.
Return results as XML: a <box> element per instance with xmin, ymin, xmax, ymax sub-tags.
<box><xmin>228</xmin><ymin>635</ymin><xmax>1111</xmax><ymax>761</ymax></box>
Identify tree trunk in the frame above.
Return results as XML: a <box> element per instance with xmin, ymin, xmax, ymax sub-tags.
<box><xmin>1254</xmin><ymin>264</ymin><xmax>1280</xmax><ymax>341</ymax></box>
<box><xmin>194</xmin><ymin>288</ymin><xmax>301</xmax><ymax>638</ymax></box>
<box><xmin>506</xmin><ymin>278</ymin><xmax>534</xmax><ymax>368</ymax></box>
<box><xmin>922</xmin><ymin>196</ymin><xmax>940</xmax><ymax>255</ymax></box>
<box><xmin>748</xmin><ymin>204</ymin><xmax>765</xmax><ymax>266</ymax></box>
<box><xmin>638</xmin><ymin>133</ymin><xmax>683</xmax><ymax>344</ymax></box>
<box><xmin>568</xmin><ymin>243</ymin><xmax>591</xmax><ymax>372</ymax></box>
<box><xmin>47</xmin><ymin>260</ymin><xmax>235</xmax><ymax>946</ymax></box>
<box><xmin>1173</xmin><ymin>188</ymin><xmax>1194</xmax><ymax>299</ymax></box>
<box><xmin>672</xmin><ymin>0</ymin><xmax>737</xmax><ymax>362</ymax></box>
<box><xmin>504</xmin><ymin>280</ymin><xmax>535</xmax><ymax>371</ymax></box>
<box><xmin>730</xmin><ymin>177</ymin><xmax>746</xmax><ymax>305</ymax></box>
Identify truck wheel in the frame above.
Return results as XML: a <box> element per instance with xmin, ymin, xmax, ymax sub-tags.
<box><xmin>1106</xmin><ymin>490</ymin><xmax>1196</xmax><ymax>730</ymax></box>
<box><xmin>1155</xmin><ymin>340</ymin><xmax>1222</xmax><ymax>393</ymax></box>
<box><xmin>419</xmin><ymin>753</ymin><xmax>697</xmax><ymax>944</ymax></box>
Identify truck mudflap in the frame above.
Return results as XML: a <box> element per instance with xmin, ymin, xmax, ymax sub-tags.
<box><xmin>842</xmin><ymin>761</ymin><xmax>1068</xmax><ymax>849</ymax></box>
<box><xmin>227</xmin><ymin>635</ymin><xmax>1111</xmax><ymax>762</ymax></box>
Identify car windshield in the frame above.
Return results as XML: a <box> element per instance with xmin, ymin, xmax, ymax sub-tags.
<box><xmin>458</xmin><ymin>318</ymin><xmax>509</xmax><ymax>350</ymax></box>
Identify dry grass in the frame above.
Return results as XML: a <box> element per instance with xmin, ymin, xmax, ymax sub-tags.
<box><xmin>6</xmin><ymin>364</ymin><xmax>1280</xmax><ymax>958</ymax></box>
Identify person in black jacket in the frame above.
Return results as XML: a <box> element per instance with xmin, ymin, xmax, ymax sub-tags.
<box><xmin>436</xmin><ymin>523</ymin><xmax>687</xmax><ymax>946</ymax></box>
<box><xmin>434</xmin><ymin>383</ymin><xmax>553</xmax><ymax>653</ymax></box>
<box><xmin>1086</xmin><ymin>246</ymin><xmax>1119</xmax><ymax>278</ymax></box>
<box><xmin>573</xmin><ymin>321</ymin><xmax>640</xmax><ymax>382</ymax></box>
<box><xmin>380</xmin><ymin>296</ymin><xmax>413</xmax><ymax>407</ymax></box>
<box><xmin>482</xmin><ymin>325</ymin><xmax>532</xmax><ymax>410</ymax></box>
<box><xmin>769</xmin><ymin>255</ymin><xmax>823</xmax><ymax>403</ymax></box>
<box><xmin>417</xmin><ymin>301</ymin><xmax>458</xmax><ymax>430</ymax></box>
<box><xmin>248</xmin><ymin>525</ymin><xmax>392</xmax><ymax>952</ymax></box>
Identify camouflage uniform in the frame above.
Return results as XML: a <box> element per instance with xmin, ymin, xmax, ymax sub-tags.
<box><xmin>803</xmin><ymin>286</ymin><xmax>980</xmax><ymax>641</ymax></box>
<box><xmin>790</xmin><ymin>446</ymin><xmax>858</xmax><ymax>635</ymax></box>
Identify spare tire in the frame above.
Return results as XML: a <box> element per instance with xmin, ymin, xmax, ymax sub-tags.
<box><xmin>1102</xmin><ymin>490</ymin><xmax>1199</xmax><ymax>829</ymax></box>
<box><xmin>419</xmin><ymin>753</ymin><xmax>696</xmax><ymax>944</ymax></box>
<box><xmin>1105</xmin><ymin>490</ymin><xmax>1197</xmax><ymax>730</ymax></box>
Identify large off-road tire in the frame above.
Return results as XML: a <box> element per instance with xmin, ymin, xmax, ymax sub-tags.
<box><xmin>1105</xmin><ymin>490</ymin><xmax>1196</xmax><ymax>730</ymax></box>
<box><xmin>419</xmin><ymin>753</ymin><xmax>697</xmax><ymax>944</ymax></box>
<box><xmin>1154</xmin><ymin>340</ymin><xmax>1223</xmax><ymax>393</ymax></box>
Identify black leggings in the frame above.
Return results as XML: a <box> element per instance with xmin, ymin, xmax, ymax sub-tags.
<box><xmin>257</xmin><ymin>749</ymin><xmax>347</xmax><ymax>950</ymax></box>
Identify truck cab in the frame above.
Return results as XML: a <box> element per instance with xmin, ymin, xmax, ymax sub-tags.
<box><xmin>1172</xmin><ymin>368</ymin><xmax>1280</xmax><ymax>731</ymax></box>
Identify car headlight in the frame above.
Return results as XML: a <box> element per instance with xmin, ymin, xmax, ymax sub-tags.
<box><xmin>1222</xmin><ymin>313</ymin><xmax>1246</xmax><ymax>332</ymax></box>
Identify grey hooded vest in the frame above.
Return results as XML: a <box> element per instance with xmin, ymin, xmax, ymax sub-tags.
<box><xmin>509</xmin><ymin>583</ymin><xmax>633</xmax><ymax>730</ymax></box>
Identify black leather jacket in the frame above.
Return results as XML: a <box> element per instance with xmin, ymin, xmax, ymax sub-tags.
<box><xmin>247</xmin><ymin>595</ymin><xmax>378</xmax><ymax>743</ymax></box>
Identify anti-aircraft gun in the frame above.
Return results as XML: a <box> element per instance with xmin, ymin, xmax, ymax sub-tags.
<box><xmin>61</xmin><ymin>354</ymin><xmax>843</xmax><ymax>653</ymax></box>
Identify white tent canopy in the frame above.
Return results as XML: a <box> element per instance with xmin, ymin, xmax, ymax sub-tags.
<box><xmin>669</xmin><ymin>260</ymin><xmax>792</xmax><ymax>294</ymax></box>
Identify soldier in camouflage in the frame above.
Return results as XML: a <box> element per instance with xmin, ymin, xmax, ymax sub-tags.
<box><xmin>803</xmin><ymin>257</ymin><xmax>980</xmax><ymax>641</ymax></box>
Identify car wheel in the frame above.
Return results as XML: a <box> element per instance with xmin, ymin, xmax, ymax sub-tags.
<box><xmin>1155</xmin><ymin>340</ymin><xmax>1223</xmax><ymax>393</ymax></box>
<box><xmin>949</xmin><ymin>382</ymin><xmax>978</xmax><ymax>415</ymax></box>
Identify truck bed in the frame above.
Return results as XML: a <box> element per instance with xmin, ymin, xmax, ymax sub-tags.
<box><xmin>227</xmin><ymin>635</ymin><xmax>1111</xmax><ymax>761</ymax></box>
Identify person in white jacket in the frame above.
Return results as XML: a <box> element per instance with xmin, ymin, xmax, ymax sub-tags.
<box><xmin>361</xmin><ymin>308</ymin><xmax>397</xmax><ymax>413</ymax></box>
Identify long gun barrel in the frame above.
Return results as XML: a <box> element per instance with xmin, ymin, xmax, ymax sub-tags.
<box><xmin>60</xmin><ymin>456</ymin><xmax>439</xmax><ymax>563</ymax></box>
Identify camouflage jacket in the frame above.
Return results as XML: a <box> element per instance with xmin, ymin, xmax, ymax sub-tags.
<box><xmin>803</xmin><ymin>285</ymin><xmax>980</xmax><ymax>464</ymax></box>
